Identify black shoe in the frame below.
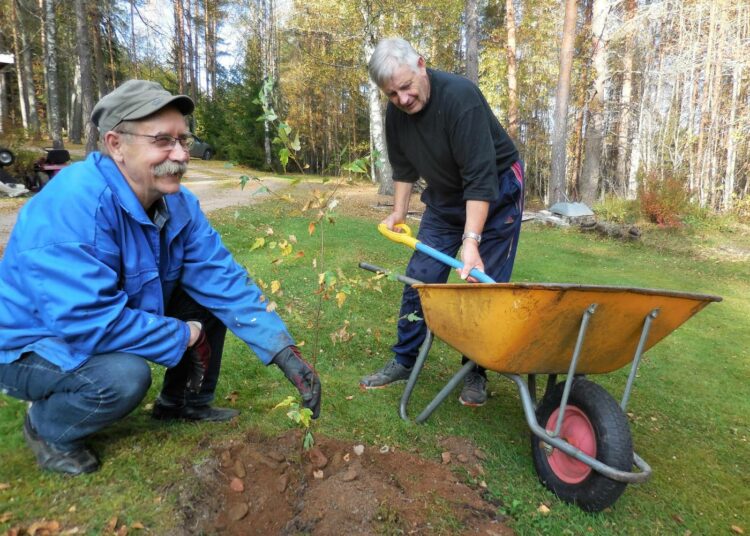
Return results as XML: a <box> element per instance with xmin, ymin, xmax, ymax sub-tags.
<box><xmin>152</xmin><ymin>402</ymin><xmax>239</xmax><ymax>422</ymax></box>
<box><xmin>459</xmin><ymin>370</ymin><xmax>488</xmax><ymax>407</ymax></box>
<box><xmin>359</xmin><ymin>359</ymin><xmax>413</xmax><ymax>389</ymax></box>
<box><xmin>23</xmin><ymin>414</ymin><xmax>99</xmax><ymax>476</ymax></box>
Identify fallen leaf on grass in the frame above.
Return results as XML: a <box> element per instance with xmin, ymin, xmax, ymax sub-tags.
<box><xmin>345</xmin><ymin>395</ymin><xmax>354</xmax><ymax>401</ymax></box>
<box><xmin>353</xmin><ymin>445</ymin><xmax>365</xmax><ymax>456</ymax></box>
<box><xmin>106</xmin><ymin>517</ymin><xmax>118</xmax><ymax>532</ymax></box>
<box><xmin>0</xmin><ymin>512</ymin><xmax>12</xmax><ymax>523</ymax></box>
<box><xmin>266</xmin><ymin>301</ymin><xmax>277</xmax><ymax>312</ymax></box>
<box><xmin>131</xmin><ymin>522</ymin><xmax>145</xmax><ymax>530</ymax></box>
<box><xmin>731</xmin><ymin>526</ymin><xmax>745</xmax><ymax>535</ymax></box>
<box><xmin>224</xmin><ymin>391</ymin><xmax>239</xmax><ymax>403</ymax></box>
<box><xmin>0</xmin><ymin>482</ymin><xmax>10</xmax><ymax>490</ymax></box>
<box><xmin>537</xmin><ymin>504</ymin><xmax>551</xmax><ymax>514</ymax></box>
<box><xmin>28</xmin><ymin>520</ymin><xmax>62</xmax><ymax>534</ymax></box>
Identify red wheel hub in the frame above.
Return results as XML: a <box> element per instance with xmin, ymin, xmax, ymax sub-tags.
<box><xmin>545</xmin><ymin>405</ymin><xmax>597</xmax><ymax>484</ymax></box>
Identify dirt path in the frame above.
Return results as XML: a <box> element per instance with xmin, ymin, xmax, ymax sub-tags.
<box><xmin>0</xmin><ymin>160</ymin><xmax>379</xmax><ymax>251</ymax></box>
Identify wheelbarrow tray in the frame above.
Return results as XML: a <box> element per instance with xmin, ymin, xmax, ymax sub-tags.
<box><xmin>414</xmin><ymin>282</ymin><xmax>721</xmax><ymax>375</ymax></box>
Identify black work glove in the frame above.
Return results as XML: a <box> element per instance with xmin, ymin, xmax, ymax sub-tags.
<box><xmin>272</xmin><ymin>345</ymin><xmax>321</xmax><ymax>419</ymax></box>
<box><xmin>185</xmin><ymin>321</ymin><xmax>211</xmax><ymax>394</ymax></box>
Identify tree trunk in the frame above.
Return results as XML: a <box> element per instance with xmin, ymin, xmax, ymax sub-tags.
<box><xmin>579</xmin><ymin>0</ymin><xmax>607</xmax><ymax>205</ymax></box>
<box><xmin>69</xmin><ymin>61</ymin><xmax>82</xmax><ymax>144</ymax></box>
<box><xmin>14</xmin><ymin>0</ymin><xmax>41</xmax><ymax>136</ymax></box>
<box><xmin>75</xmin><ymin>0</ymin><xmax>98</xmax><ymax>154</ymax></box>
<box><xmin>10</xmin><ymin>0</ymin><xmax>29</xmax><ymax>131</ymax></box>
<box><xmin>0</xmin><ymin>66</ymin><xmax>8</xmax><ymax>134</ymax></box>
<box><xmin>464</xmin><ymin>0</ymin><xmax>479</xmax><ymax>84</ymax></box>
<box><xmin>504</xmin><ymin>0</ymin><xmax>518</xmax><ymax>139</ymax></box>
<box><xmin>549</xmin><ymin>0</ymin><xmax>577</xmax><ymax>205</ymax></box>
<box><xmin>616</xmin><ymin>0</ymin><xmax>636</xmax><ymax>197</ymax></box>
<box><xmin>723</xmin><ymin>63</ymin><xmax>742</xmax><ymax>209</ymax></box>
<box><xmin>43</xmin><ymin>0</ymin><xmax>64</xmax><ymax>148</ymax></box>
<box><xmin>174</xmin><ymin>0</ymin><xmax>186</xmax><ymax>94</ymax></box>
<box><xmin>90</xmin><ymin>1</ymin><xmax>108</xmax><ymax>97</ymax></box>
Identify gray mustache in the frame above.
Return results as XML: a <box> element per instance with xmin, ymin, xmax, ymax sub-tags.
<box><xmin>153</xmin><ymin>160</ymin><xmax>188</xmax><ymax>177</ymax></box>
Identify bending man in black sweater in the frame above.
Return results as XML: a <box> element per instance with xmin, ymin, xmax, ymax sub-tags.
<box><xmin>360</xmin><ymin>37</ymin><xmax>524</xmax><ymax>407</ymax></box>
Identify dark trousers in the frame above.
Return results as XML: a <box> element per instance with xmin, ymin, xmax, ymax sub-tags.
<box><xmin>393</xmin><ymin>161</ymin><xmax>524</xmax><ymax>374</ymax></box>
<box><xmin>0</xmin><ymin>287</ymin><xmax>226</xmax><ymax>450</ymax></box>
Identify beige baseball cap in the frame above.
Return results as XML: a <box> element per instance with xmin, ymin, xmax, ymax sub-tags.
<box><xmin>91</xmin><ymin>80</ymin><xmax>194</xmax><ymax>133</ymax></box>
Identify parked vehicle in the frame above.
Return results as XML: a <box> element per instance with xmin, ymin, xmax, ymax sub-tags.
<box><xmin>30</xmin><ymin>148</ymin><xmax>70</xmax><ymax>191</ymax></box>
<box><xmin>190</xmin><ymin>135</ymin><xmax>213</xmax><ymax>160</ymax></box>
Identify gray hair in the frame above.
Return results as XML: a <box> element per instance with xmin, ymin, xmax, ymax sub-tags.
<box><xmin>99</xmin><ymin>119</ymin><xmax>139</xmax><ymax>157</ymax></box>
<box><xmin>368</xmin><ymin>38</ymin><xmax>421</xmax><ymax>88</ymax></box>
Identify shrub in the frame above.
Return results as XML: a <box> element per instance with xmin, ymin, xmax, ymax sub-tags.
<box><xmin>593</xmin><ymin>196</ymin><xmax>641</xmax><ymax>224</ymax></box>
<box><xmin>638</xmin><ymin>172</ymin><xmax>690</xmax><ymax>227</ymax></box>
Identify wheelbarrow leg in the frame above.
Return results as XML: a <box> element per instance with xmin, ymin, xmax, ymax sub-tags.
<box><xmin>398</xmin><ymin>329</ymin><xmax>482</xmax><ymax>423</ymax></box>
<box><xmin>399</xmin><ymin>329</ymin><xmax>434</xmax><ymax>422</ymax></box>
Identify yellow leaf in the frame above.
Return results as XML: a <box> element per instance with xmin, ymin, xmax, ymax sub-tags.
<box><xmin>297</xmin><ymin>340</ymin><xmax>305</xmax><ymax>346</ymax></box>
<box><xmin>308</xmin><ymin>221</ymin><xmax>316</xmax><ymax>236</ymax></box>
<box><xmin>336</xmin><ymin>292</ymin><xmax>347</xmax><ymax>308</ymax></box>
<box><xmin>249</xmin><ymin>237</ymin><xmax>265</xmax><ymax>251</ymax></box>
<box><xmin>131</xmin><ymin>522</ymin><xmax>145</xmax><ymax>530</ymax></box>
<box><xmin>274</xmin><ymin>396</ymin><xmax>295</xmax><ymax>409</ymax></box>
<box><xmin>266</xmin><ymin>301</ymin><xmax>277</xmax><ymax>312</ymax></box>
<box><xmin>281</xmin><ymin>243</ymin><xmax>293</xmax><ymax>256</ymax></box>
<box><xmin>318</xmin><ymin>273</ymin><xmax>326</xmax><ymax>285</ymax></box>
<box><xmin>271</xmin><ymin>280</ymin><xmax>281</xmax><ymax>294</ymax></box>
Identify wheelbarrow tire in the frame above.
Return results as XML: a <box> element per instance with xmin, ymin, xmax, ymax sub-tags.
<box><xmin>531</xmin><ymin>378</ymin><xmax>633</xmax><ymax>512</ymax></box>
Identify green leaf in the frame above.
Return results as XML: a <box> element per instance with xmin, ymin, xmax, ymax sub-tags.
<box><xmin>239</xmin><ymin>175</ymin><xmax>250</xmax><ymax>190</ymax></box>
<box><xmin>303</xmin><ymin>430</ymin><xmax>315</xmax><ymax>451</ymax></box>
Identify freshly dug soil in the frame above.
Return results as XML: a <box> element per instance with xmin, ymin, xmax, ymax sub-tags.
<box><xmin>183</xmin><ymin>430</ymin><xmax>514</xmax><ymax>535</ymax></box>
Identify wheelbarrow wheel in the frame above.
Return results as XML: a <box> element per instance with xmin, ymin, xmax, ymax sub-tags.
<box><xmin>531</xmin><ymin>378</ymin><xmax>633</xmax><ymax>512</ymax></box>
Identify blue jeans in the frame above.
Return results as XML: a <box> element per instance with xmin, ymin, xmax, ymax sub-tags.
<box><xmin>393</xmin><ymin>161</ymin><xmax>525</xmax><ymax>370</ymax></box>
<box><xmin>0</xmin><ymin>286</ymin><xmax>227</xmax><ymax>450</ymax></box>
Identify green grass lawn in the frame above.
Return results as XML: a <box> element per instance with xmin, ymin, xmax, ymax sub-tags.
<box><xmin>1</xmin><ymin>194</ymin><xmax>748</xmax><ymax>535</ymax></box>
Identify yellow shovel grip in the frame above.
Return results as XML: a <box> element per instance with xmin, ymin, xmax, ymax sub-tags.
<box><xmin>377</xmin><ymin>223</ymin><xmax>418</xmax><ymax>249</ymax></box>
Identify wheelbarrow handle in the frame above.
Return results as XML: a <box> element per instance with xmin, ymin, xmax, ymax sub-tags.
<box><xmin>377</xmin><ymin>223</ymin><xmax>496</xmax><ymax>284</ymax></box>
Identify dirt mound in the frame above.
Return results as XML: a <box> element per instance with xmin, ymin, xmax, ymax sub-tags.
<box><xmin>185</xmin><ymin>430</ymin><xmax>513</xmax><ymax>535</ymax></box>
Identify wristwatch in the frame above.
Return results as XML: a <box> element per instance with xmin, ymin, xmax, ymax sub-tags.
<box><xmin>462</xmin><ymin>231</ymin><xmax>482</xmax><ymax>244</ymax></box>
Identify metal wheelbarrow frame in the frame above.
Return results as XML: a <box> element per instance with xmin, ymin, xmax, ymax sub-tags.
<box><xmin>360</xmin><ymin>224</ymin><xmax>721</xmax><ymax>512</ymax></box>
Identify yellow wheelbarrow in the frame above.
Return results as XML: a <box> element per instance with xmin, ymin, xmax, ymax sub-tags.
<box><xmin>360</xmin><ymin>224</ymin><xmax>722</xmax><ymax>512</ymax></box>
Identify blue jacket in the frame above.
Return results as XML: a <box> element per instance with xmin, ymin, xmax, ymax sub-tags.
<box><xmin>0</xmin><ymin>152</ymin><xmax>294</xmax><ymax>371</ymax></box>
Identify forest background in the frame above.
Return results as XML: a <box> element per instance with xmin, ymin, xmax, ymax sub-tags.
<box><xmin>0</xmin><ymin>0</ymin><xmax>748</xmax><ymax>221</ymax></box>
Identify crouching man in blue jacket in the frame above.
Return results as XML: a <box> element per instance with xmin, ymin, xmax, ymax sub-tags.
<box><xmin>0</xmin><ymin>80</ymin><xmax>321</xmax><ymax>476</ymax></box>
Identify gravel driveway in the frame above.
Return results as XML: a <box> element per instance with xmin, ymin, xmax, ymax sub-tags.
<box><xmin>0</xmin><ymin>158</ymin><xmax>294</xmax><ymax>252</ymax></box>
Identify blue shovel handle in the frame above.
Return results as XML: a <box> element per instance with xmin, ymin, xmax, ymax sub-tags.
<box><xmin>378</xmin><ymin>223</ymin><xmax>496</xmax><ymax>283</ymax></box>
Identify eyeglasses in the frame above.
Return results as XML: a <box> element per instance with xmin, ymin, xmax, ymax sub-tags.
<box><xmin>118</xmin><ymin>131</ymin><xmax>195</xmax><ymax>151</ymax></box>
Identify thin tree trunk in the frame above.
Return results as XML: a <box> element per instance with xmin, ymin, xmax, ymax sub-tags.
<box><xmin>69</xmin><ymin>61</ymin><xmax>82</xmax><ymax>143</ymax></box>
<box><xmin>504</xmin><ymin>0</ymin><xmax>518</xmax><ymax>139</ymax></box>
<box><xmin>549</xmin><ymin>0</ymin><xmax>577</xmax><ymax>205</ymax></box>
<box><xmin>174</xmin><ymin>0</ymin><xmax>186</xmax><ymax>93</ymax></box>
<box><xmin>464</xmin><ymin>0</ymin><xmax>479</xmax><ymax>84</ymax></box>
<box><xmin>695</xmin><ymin>0</ymin><xmax>718</xmax><ymax>207</ymax></box>
<box><xmin>11</xmin><ymin>0</ymin><xmax>29</xmax><ymax>130</ymax></box>
<box><xmin>723</xmin><ymin>64</ymin><xmax>742</xmax><ymax>209</ymax></box>
<box><xmin>75</xmin><ymin>0</ymin><xmax>98</xmax><ymax>153</ymax></box>
<box><xmin>90</xmin><ymin>1</ymin><xmax>108</xmax><ymax>97</ymax></box>
<box><xmin>106</xmin><ymin>14</ymin><xmax>117</xmax><ymax>88</ymax></box>
<box><xmin>616</xmin><ymin>0</ymin><xmax>635</xmax><ymax>197</ymax></box>
<box><xmin>43</xmin><ymin>0</ymin><xmax>64</xmax><ymax>148</ymax></box>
